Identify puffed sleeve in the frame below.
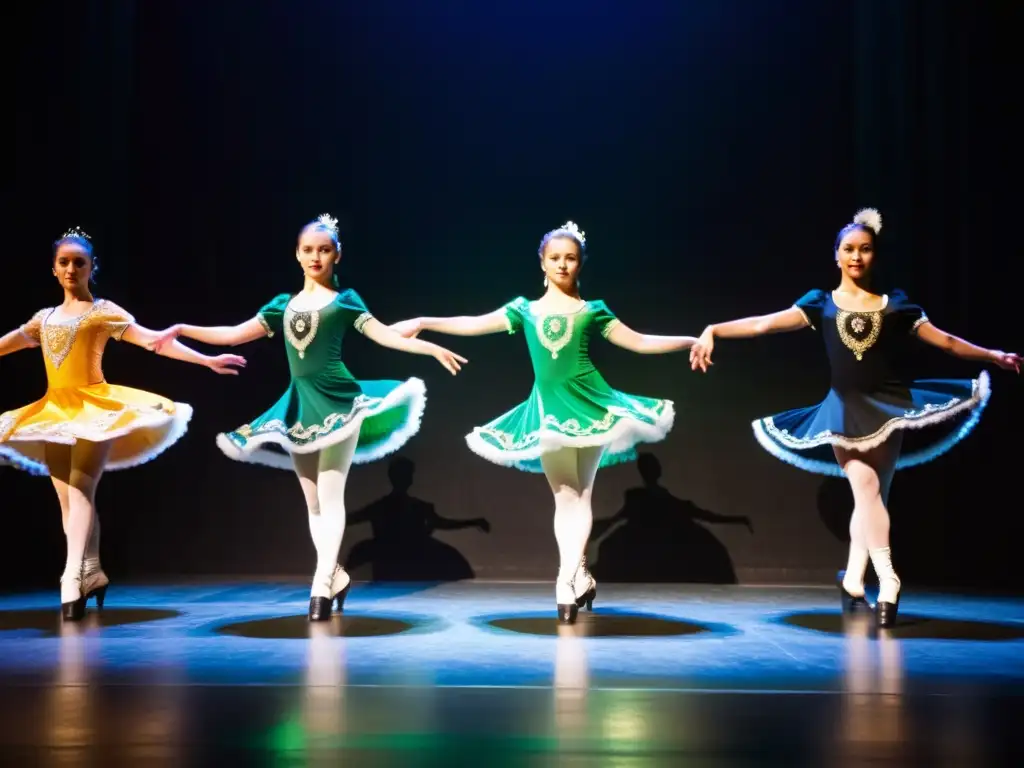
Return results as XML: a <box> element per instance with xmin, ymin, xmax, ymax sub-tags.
<box><xmin>589</xmin><ymin>301</ymin><xmax>621</xmax><ymax>339</ymax></box>
<box><xmin>96</xmin><ymin>300</ymin><xmax>136</xmax><ymax>341</ymax></box>
<box><xmin>793</xmin><ymin>289</ymin><xmax>828</xmax><ymax>330</ymax></box>
<box><xmin>19</xmin><ymin>309</ymin><xmax>48</xmax><ymax>344</ymax></box>
<box><xmin>336</xmin><ymin>289</ymin><xmax>375</xmax><ymax>334</ymax></box>
<box><xmin>502</xmin><ymin>297</ymin><xmax>528</xmax><ymax>334</ymax></box>
<box><xmin>256</xmin><ymin>293</ymin><xmax>291</xmax><ymax>338</ymax></box>
<box><xmin>888</xmin><ymin>289</ymin><xmax>929</xmax><ymax>334</ymax></box>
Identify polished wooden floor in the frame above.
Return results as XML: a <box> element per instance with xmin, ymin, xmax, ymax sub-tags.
<box><xmin>1</xmin><ymin>581</ymin><xmax>1021</xmax><ymax>766</ymax></box>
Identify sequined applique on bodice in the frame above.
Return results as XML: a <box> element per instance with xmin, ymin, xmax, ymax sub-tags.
<box><xmin>21</xmin><ymin>300</ymin><xmax>135</xmax><ymax>389</ymax></box>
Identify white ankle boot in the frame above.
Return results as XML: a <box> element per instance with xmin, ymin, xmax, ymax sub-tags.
<box><xmin>869</xmin><ymin>547</ymin><xmax>901</xmax><ymax>604</ymax></box>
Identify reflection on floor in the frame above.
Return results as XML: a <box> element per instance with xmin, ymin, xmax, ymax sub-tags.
<box><xmin>0</xmin><ymin>581</ymin><xmax>1021</xmax><ymax>765</ymax></box>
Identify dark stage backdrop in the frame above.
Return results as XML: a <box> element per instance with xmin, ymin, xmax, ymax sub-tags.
<box><xmin>6</xmin><ymin>1</ymin><xmax>1019</xmax><ymax>590</ymax></box>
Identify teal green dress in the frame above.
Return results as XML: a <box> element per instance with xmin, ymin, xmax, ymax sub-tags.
<box><xmin>465</xmin><ymin>297</ymin><xmax>674</xmax><ymax>472</ymax></box>
<box><xmin>216</xmin><ymin>289</ymin><xmax>426</xmax><ymax>469</ymax></box>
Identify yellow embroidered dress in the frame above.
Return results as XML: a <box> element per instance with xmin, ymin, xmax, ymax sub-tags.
<box><xmin>0</xmin><ymin>300</ymin><xmax>192</xmax><ymax>476</ymax></box>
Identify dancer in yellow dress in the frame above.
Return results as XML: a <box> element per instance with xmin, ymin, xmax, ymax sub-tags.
<box><xmin>0</xmin><ymin>228</ymin><xmax>245</xmax><ymax>620</ymax></box>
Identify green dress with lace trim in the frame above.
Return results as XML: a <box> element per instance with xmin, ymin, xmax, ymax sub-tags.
<box><xmin>216</xmin><ymin>289</ymin><xmax>426</xmax><ymax>469</ymax></box>
<box><xmin>465</xmin><ymin>297</ymin><xmax>674</xmax><ymax>472</ymax></box>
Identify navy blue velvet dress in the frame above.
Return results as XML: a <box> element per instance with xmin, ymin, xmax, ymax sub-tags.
<box><xmin>752</xmin><ymin>289</ymin><xmax>990</xmax><ymax>476</ymax></box>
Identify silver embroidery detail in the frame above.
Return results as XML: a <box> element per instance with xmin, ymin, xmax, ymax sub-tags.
<box><xmin>538</xmin><ymin>313</ymin><xmax>574</xmax><ymax>359</ymax></box>
<box><xmin>763</xmin><ymin>395</ymin><xmax>964</xmax><ymax>449</ymax></box>
<box><xmin>353</xmin><ymin>312</ymin><xmax>373</xmax><ymax>334</ymax></box>
<box><xmin>835</xmin><ymin>309</ymin><xmax>882</xmax><ymax>361</ymax></box>
<box><xmin>232</xmin><ymin>395</ymin><xmax>379</xmax><ymax>443</ymax></box>
<box><xmin>41</xmin><ymin>303</ymin><xmax>101</xmax><ymax>370</ymax></box>
<box><xmin>477</xmin><ymin>398</ymin><xmax>667</xmax><ymax>451</ymax></box>
<box><xmin>284</xmin><ymin>308</ymin><xmax>320</xmax><ymax>359</ymax></box>
<box><xmin>600</xmin><ymin>318</ymin><xmax>620</xmax><ymax>339</ymax></box>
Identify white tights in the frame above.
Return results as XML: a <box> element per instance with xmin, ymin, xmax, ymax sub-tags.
<box><xmin>45</xmin><ymin>441</ymin><xmax>111</xmax><ymax>602</ymax></box>
<box><xmin>540</xmin><ymin>446</ymin><xmax>604</xmax><ymax>603</ymax></box>
<box><xmin>292</xmin><ymin>434</ymin><xmax>359</xmax><ymax>598</ymax></box>
<box><xmin>835</xmin><ymin>436</ymin><xmax>901</xmax><ymax>604</ymax></box>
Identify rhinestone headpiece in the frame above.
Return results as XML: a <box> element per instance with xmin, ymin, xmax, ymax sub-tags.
<box><xmin>316</xmin><ymin>213</ymin><xmax>338</xmax><ymax>236</ymax></box>
<box><xmin>61</xmin><ymin>226</ymin><xmax>91</xmax><ymax>241</ymax></box>
<box><xmin>559</xmin><ymin>220</ymin><xmax>586</xmax><ymax>246</ymax></box>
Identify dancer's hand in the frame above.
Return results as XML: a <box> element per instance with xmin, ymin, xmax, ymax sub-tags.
<box><xmin>390</xmin><ymin>319</ymin><xmax>422</xmax><ymax>339</ymax></box>
<box><xmin>476</xmin><ymin>519</ymin><xmax>491</xmax><ymax>533</ymax></box>
<box><xmin>207</xmin><ymin>354</ymin><xmax>247</xmax><ymax>375</ymax></box>
<box><xmin>990</xmin><ymin>350</ymin><xmax>1021</xmax><ymax>373</ymax></box>
<box><xmin>149</xmin><ymin>324</ymin><xmax>182</xmax><ymax>353</ymax></box>
<box><xmin>431</xmin><ymin>344</ymin><xmax>468</xmax><ymax>375</ymax></box>
<box><xmin>689</xmin><ymin>328</ymin><xmax>715</xmax><ymax>372</ymax></box>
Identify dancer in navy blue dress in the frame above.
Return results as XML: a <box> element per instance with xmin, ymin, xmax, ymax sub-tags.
<box><xmin>689</xmin><ymin>209</ymin><xmax>1020</xmax><ymax>626</ymax></box>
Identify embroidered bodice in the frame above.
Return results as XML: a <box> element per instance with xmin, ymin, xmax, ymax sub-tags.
<box><xmin>19</xmin><ymin>299</ymin><xmax>135</xmax><ymax>389</ymax></box>
<box><xmin>257</xmin><ymin>289</ymin><xmax>373</xmax><ymax>378</ymax></box>
<box><xmin>794</xmin><ymin>289</ymin><xmax>928</xmax><ymax>393</ymax></box>
<box><xmin>502</xmin><ymin>297</ymin><xmax>620</xmax><ymax>383</ymax></box>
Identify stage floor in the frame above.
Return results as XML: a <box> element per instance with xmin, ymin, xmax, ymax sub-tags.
<box><xmin>0</xmin><ymin>580</ymin><xmax>1021</xmax><ymax>766</ymax></box>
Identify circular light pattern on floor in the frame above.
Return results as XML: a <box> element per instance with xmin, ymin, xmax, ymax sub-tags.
<box><xmin>781</xmin><ymin>612</ymin><xmax>1024</xmax><ymax>641</ymax></box>
<box><xmin>0</xmin><ymin>609</ymin><xmax>182</xmax><ymax>637</ymax></box>
<box><xmin>484</xmin><ymin>612</ymin><xmax>713</xmax><ymax>638</ymax></box>
<box><xmin>215</xmin><ymin>614</ymin><xmax>416</xmax><ymax>639</ymax></box>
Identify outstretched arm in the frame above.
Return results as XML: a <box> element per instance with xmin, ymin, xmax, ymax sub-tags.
<box><xmin>153</xmin><ymin>318</ymin><xmax>268</xmax><ymax>349</ymax></box>
<box><xmin>690</xmin><ymin>307</ymin><xmax>810</xmax><ymax>371</ymax></box>
<box><xmin>687</xmin><ymin>506</ymin><xmax>754</xmax><ymax>533</ymax></box>
<box><xmin>122</xmin><ymin>324</ymin><xmax>247</xmax><ymax>375</ymax></box>
<box><xmin>604</xmin><ymin>321</ymin><xmax>698</xmax><ymax>355</ymax></box>
<box><xmin>916</xmin><ymin>322</ymin><xmax>1021</xmax><ymax>372</ymax></box>
<box><xmin>426</xmin><ymin>507</ymin><xmax>490</xmax><ymax>533</ymax></box>
<box><xmin>0</xmin><ymin>328</ymin><xmax>38</xmax><ymax>358</ymax></box>
<box><xmin>391</xmin><ymin>310</ymin><xmax>510</xmax><ymax>338</ymax></box>
<box><xmin>704</xmin><ymin>307</ymin><xmax>811</xmax><ymax>339</ymax></box>
<box><xmin>360</xmin><ymin>318</ymin><xmax>468</xmax><ymax>375</ymax></box>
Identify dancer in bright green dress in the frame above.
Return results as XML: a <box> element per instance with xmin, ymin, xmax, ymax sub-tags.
<box><xmin>391</xmin><ymin>221</ymin><xmax>698</xmax><ymax>622</ymax></box>
<box><xmin>150</xmin><ymin>214</ymin><xmax>466</xmax><ymax>620</ymax></box>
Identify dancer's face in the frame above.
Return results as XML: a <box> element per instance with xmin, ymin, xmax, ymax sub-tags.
<box><xmin>835</xmin><ymin>228</ymin><xmax>875</xmax><ymax>280</ymax></box>
<box><xmin>53</xmin><ymin>243</ymin><xmax>93</xmax><ymax>291</ymax></box>
<box><xmin>296</xmin><ymin>227</ymin><xmax>340</xmax><ymax>284</ymax></box>
<box><xmin>541</xmin><ymin>237</ymin><xmax>582</xmax><ymax>290</ymax></box>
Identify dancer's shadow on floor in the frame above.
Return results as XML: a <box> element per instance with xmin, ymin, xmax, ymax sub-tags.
<box><xmin>587</xmin><ymin>453</ymin><xmax>753</xmax><ymax>584</ymax></box>
<box><xmin>344</xmin><ymin>457</ymin><xmax>490</xmax><ymax>585</ymax></box>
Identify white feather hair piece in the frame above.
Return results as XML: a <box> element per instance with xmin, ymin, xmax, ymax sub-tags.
<box><xmin>316</xmin><ymin>213</ymin><xmax>339</xmax><ymax>236</ymax></box>
<box><xmin>852</xmin><ymin>208</ymin><xmax>882</xmax><ymax>234</ymax></box>
<box><xmin>559</xmin><ymin>220</ymin><xmax>586</xmax><ymax>245</ymax></box>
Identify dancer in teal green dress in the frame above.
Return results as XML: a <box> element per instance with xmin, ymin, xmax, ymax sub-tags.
<box><xmin>391</xmin><ymin>221</ymin><xmax>698</xmax><ymax>622</ymax></box>
<box><xmin>151</xmin><ymin>214</ymin><xmax>466</xmax><ymax>620</ymax></box>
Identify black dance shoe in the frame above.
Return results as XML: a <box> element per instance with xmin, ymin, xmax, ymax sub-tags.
<box><xmin>557</xmin><ymin>603</ymin><xmax>579</xmax><ymax>624</ymax></box>
<box><xmin>876</xmin><ymin>596</ymin><xmax>900</xmax><ymax>628</ymax></box>
<box><xmin>308</xmin><ymin>597</ymin><xmax>332</xmax><ymax>622</ymax></box>
<box><xmin>308</xmin><ymin>575</ymin><xmax>353</xmax><ymax>622</ymax></box>
<box><xmin>837</xmin><ymin>570</ymin><xmax>868</xmax><ymax>612</ymax></box>
<box><xmin>575</xmin><ymin>585</ymin><xmax>597</xmax><ymax>611</ymax></box>
<box><xmin>61</xmin><ymin>596</ymin><xmax>86</xmax><ymax>622</ymax></box>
